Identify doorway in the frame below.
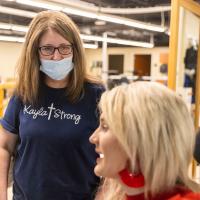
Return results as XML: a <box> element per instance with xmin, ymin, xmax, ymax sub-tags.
<box><xmin>108</xmin><ymin>54</ymin><xmax>124</xmax><ymax>75</ymax></box>
<box><xmin>134</xmin><ymin>54</ymin><xmax>151</xmax><ymax>76</ymax></box>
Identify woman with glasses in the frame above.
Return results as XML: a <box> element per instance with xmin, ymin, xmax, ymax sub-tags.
<box><xmin>0</xmin><ymin>11</ymin><xmax>104</xmax><ymax>200</ymax></box>
<box><xmin>90</xmin><ymin>82</ymin><xmax>200</xmax><ymax>200</ymax></box>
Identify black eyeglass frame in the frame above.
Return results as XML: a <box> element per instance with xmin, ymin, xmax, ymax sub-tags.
<box><xmin>38</xmin><ymin>45</ymin><xmax>73</xmax><ymax>56</ymax></box>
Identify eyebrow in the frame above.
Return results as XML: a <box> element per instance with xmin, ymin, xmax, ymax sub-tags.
<box><xmin>40</xmin><ymin>43</ymin><xmax>71</xmax><ymax>46</ymax></box>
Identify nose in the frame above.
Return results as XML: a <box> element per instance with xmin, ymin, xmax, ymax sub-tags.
<box><xmin>52</xmin><ymin>48</ymin><xmax>63</xmax><ymax>60</ymax></box>
<box><xmin>89</xmin><ymin>130</ymin><xmax>98</xmax><ymax>145</ymax></box>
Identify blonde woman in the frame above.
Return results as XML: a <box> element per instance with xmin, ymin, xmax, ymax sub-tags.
<box><xmin>90</xmin><ymin>82</ymin><xmax>200</xmax><ymax>200</ymax></box>
<box><xmin>0</xmin><ymin>11</ymin><xmax>104</xmax><ymax>200</ymax></box>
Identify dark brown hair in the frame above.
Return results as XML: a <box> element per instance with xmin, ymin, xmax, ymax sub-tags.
<box><xmin>15</xmin><ymin>10</ymin><xmax>101</xmax><ymax>104</ymax></box>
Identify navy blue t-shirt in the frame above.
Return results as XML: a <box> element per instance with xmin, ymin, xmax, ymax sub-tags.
<box><xmin>1</xmin><ymin>82</ymin><xmax>104</xmax><ymax>200</ymax></box>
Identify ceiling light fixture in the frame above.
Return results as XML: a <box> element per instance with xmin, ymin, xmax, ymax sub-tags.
<box><xmin>12</xmin><ymin>25</ymin><xmax>29</xmax><ymax>32</ymax></box>
<box><xmin>16</xmin><ymin>0</ymin><xmax>62</xmax><ymax>11</ymax></box>
<box><xmin>63</xmin><ymin>7</ymin><xmax>97</xmax><ymax>19</ymax></box>
<box><xmin>80</xmin><ymin>34</ymin><xmax>154</xmax><ymax>48</ymax></box>
<box><xmin>46</xmin><ymin>0</ymin><xmax>170</xmax><ymax>14</ymax></box>
<box><xmin>94</xmin><ymin>20</ymin><xmax>106</xmax><ymax>26</ymax></box>
<box><xmin>0</xmin><ymin>35</ymin><xmax>25</xmax><ymax>42</ymax></box>
<box><xmin>99</xmin><ymin>6</ymin><xmax>171</xmax><ymax>15</ymax></box>
<box><xmin>97</xmin><ymin>15</ymin><xmax>165</xmax><ymax>32</ymax></box>
<box><xmin>0</xmin><ymin>5</ymin><xmax>36</xmax><ymax>18</ymax></box>
<box><xmin>0</xmin><ymin>23</ymin><xmax>154</xmax><ymax>48</ymax></box>
<box><xmin>0</xmin><ymin>23</ymin><xmax>11</xmax><ymax>30</ymax></box>
<box><xmin>0</xmin><ymin>32</ymin><xmax>153</xmax><ymax>48</ymax></box>
<box><xmin>15</xmin><ymin>0</ymin><xmax>165</xmax><ymax>32</ymax></box>
<box><xmin>0</xmin><ymin>35</ymin><xmax>98</xmax><ymax>49</ymax></box>
<box><xmin>0</xmin><ymin>23</ymin><xmax>29</xmax><ymax>32</ymax></box>
<box><xmin>83</xmin><ymin>43</ymin><xmax>98</xmax><ymax>49</ymax></box>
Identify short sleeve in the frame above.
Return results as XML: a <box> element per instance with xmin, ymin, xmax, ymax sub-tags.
<box><xmin>1</xmin><ymin>95</ymin><xmax>22</xmax><ymax>134</ymax></box>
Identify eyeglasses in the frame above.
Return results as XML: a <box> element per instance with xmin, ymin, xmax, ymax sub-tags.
<box><xmin>38</xmin><ymin>45</ymin><xmax>73</xmax><ymax>56</ymax></box>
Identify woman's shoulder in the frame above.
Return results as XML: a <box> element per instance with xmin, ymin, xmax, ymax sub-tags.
<box><xmin>85</xmin><ymin>74</ymin><xmax>104</xmax><ymax>85</ymax></box>
<box><xmin>84</xmin><ymin>76</ymin><xmax>105</xmax><ymax>93</ymax></box>
<box><xmin>84</xmin><ymin>82</ymin><xmax>105</xmax><ymax>102</ymax></box>
<box><xmin>83</xmin><ymin>79</ymin><xmax>105</xmax><ymax>104</ymax></box>
<box><xmin>85</xmin><ymin>81</ymin><xmax>104</xmax><ymax>90</ymax></box>
<box><xmin>8</xmin><ymin>93</ymin><xmax>23</xmax><ymax>105</ymax></box>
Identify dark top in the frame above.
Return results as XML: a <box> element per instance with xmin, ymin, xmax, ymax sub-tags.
<box><xmin>1</xmin><ymin>82</ymin><xmax>104</xmax><ymax>200</ymax></box>
<box><xmin>184</xmin><ymin>46</ymin><xmax>197</xmax><ymax>70</ymax></box>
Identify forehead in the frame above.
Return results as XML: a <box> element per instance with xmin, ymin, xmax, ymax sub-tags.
<box><xmin>39</xmin><ymin>29</ymin><xmax>71</xmax><ymax>46</ymax></box>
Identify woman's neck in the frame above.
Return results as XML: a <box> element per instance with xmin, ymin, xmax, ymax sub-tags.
<box><xmin>44</xmin><ymin>76</ymin><xmax>68</xmax><ymax>88</ymax></box>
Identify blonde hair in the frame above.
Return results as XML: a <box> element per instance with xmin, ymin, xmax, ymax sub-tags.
<box><xmin>15</xmin><ymin>10</ymin><xmax>100</xmax><ymax>104</ymax></box>
<box><xmin>97</xmin><ymin>82</ymin><xmax>199</xmax><ymax>200</ymax></box>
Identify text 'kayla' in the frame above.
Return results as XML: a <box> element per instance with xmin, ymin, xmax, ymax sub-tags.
<box><xmin>23</xmin><ymin>103</ymin><xmax>81</xmax><ymax>124</ymax></box>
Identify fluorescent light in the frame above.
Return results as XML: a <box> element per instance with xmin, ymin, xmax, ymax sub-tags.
<box><xmin>63</xmin><ymin>7</ymin><xmax>97</xmax><ymax>19</ymax></box>
<box><xmin>80</xmin><ymin>34</ymin><xmax>154</xmax><ymax>48</ymax></box>
<box><xmin>0</xmin><ymin>33</ymin><xmax>153</xmax><ymax>48</ymax></box>
<box><xmin>95</xmin><ymin>20</ymin><xmax>106</xmax><ymax>26</ymax></box>
<box><xmin>81</xmin><ymin>35</ymin><xmax>106</xmax><ymax>42</ymax></box>
<box><xmin>123</xmin><ymin>19</ymin><xmax>165</xmax><ymax>32</ymax></box>
<box><xmin>0</xmin><ymin>35</ymin><xmax>25</xmax><ymax>42</ymax></box>
<box><xmin>100</xmin><ymin>6</ymin><xmax>171</xmax><ymax>15</ymax></box>
<box><xmin>0</xmin><ymin>22</ymin><xmax>154</xmax><ymax>48</ymax></box>
<box><xmin>97</xmin><ymin>15</ymin><xmax>165</xmax><ymax>32</ymax></box>
<box><xmin>65</xmin><ymin>9</ymin><xmax>165</xmax><ymax>32</ymax></box>
<box><xmin>0</xmin><ymin>23</ymin><xmax>11</xmax><ymax>30</ymax></box>
<box><xmin>0</xmin><ymin>23</ymin><xmax>28</xmax><ymax>33</ymax></box>
<box><xmin>107</xmin><ymin>38</ymin><xmax>154</xmax><ymax>48</ymax></box>
<box><xmin>0</xmin><ymin>6</ymin><xmax>36</xmax><ymax>18</ymax></box>
<box><xmin>83</xmin><ymin>43</ymin><xmax>98</xmax><ymax>49</ymax></box>
<box><xmin>16</xmin><ymin>0</ymin><xmax>62</xmax><ymax>11</ymax></box>
<box><xmin>15</xmin><ymin>0</ymin><xmax>165</xmax><ymax>32</ymax></box>
<box><xmin>12</xmin><ymin>25</ymin><xmax>29</xmax><ymax>32</ymax></box>
<box><xmin>0</xmin><ymin>35</ymin><xmax>99</xmax><ymax>48</ymax></box>
<box><xmin>46</xmin><ymin>0</ymin><xmax>170</xmax><ymax>14</ymax></box>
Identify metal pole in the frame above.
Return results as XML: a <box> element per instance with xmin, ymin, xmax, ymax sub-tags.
<box><xmin>102</xmin><ymin>32</ymin><xmax>108</xmax><ymax>85</ymax></box>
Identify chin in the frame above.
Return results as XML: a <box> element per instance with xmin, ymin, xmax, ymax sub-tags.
<box><xmin>94</xmin><ymin>166</ymin><xmax>103</xmax><ymax>177</ymax></box>
<box><xmin>94</xmin><ymin>166</ymin><xmax>116</xmax><ymax>178</ymax></box>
